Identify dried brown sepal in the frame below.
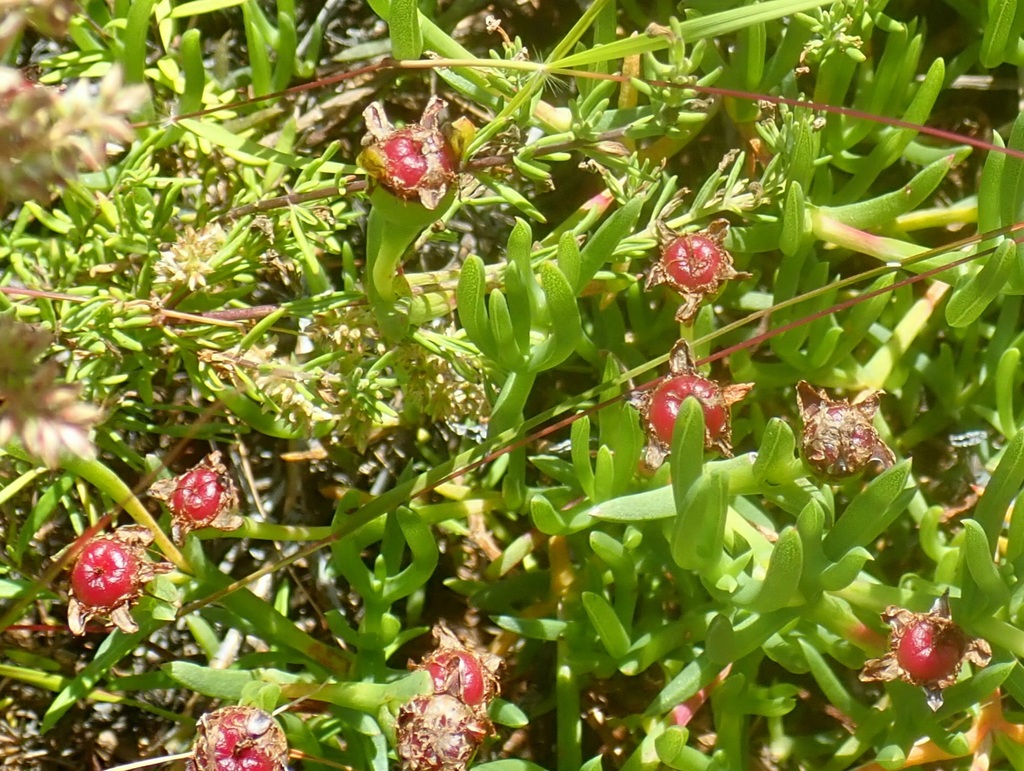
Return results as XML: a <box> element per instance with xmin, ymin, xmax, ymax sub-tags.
<box><xmin>645</xmin><ymin>219</ymin><xmax>750</xmax><ymax>324</ymax></box>
<box><xmin>631</xmin><ymin>340</ymin><xmax>753</xmax><ymax>468</ymax></box>
<box><xmin>410</xmin><ymin>622</ymin><xmax>503</xmax><ymax>708</ymax></box>
<box><xmin>859</xmin><ymin>594</ymin><xmax>992</xmax><ymax>711</ymax></box>
<box><xmin>148</xmin><ymin>451</ymin><xmax>242</xmax><ymax>544</ymax></box>
<box><xmin>67</xmin><ymin>525</ymin><xmax>173</xmax><ymax>636</ymax></box>
<box><xmin>357</xmin><ymin>97</ymin><xmax>468</xmax><ymax>210</ymax></box>
<box><xmin>186</xmin><ymin>705</ymin><xmax>289</xmax><ymax>771</ymax></box>
<box><xmin>396</xmin><ymin>694</ymin><xmax>493</xmax><ymax>771</ymax></box>
<box><xmin>796</xmin><ymin>380</ymin><xmax>895</xmax><ymax>479</ymax></box>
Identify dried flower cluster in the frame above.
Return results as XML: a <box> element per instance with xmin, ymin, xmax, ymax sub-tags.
<box><xmin>0</xmin><ymin>316</ymin><xmax>101</xmax><ymax>468</ymax></box>
<box><xmin>0</xmin><ymin>66</ymin><xmax>144</xmax><ymax>206</ymax></box>
<box><xmin>397</xmin><ymin>623</ymin><xmax>502</xmax><ymax>771</ymax></box>
<box><xmin>186</xmin><ymin>706</ymin><xmax>289</xmax><ymax>771</ymax></box>
<box><xmin>392</xmin><ymin>343</ymin><xmax>489</xmax><ymax>427</ymax></box>
<box><xmin>154</xmin><ymin>223</ymin><xmax>227</xmax><ymax>291</ymax></box>
<box><xmin>67</xmin><ymin>526</ymin><xmax>173</xmax><ymax>635</ymax></box>
<box><xmin>860</xmin><ymin>594</ymin><xmax>991</xmax><ymax>710</ymax></box>
<box><xmin>199</xmin><ymin>343</ymin><xmax>335</xmax><ymax>429</ymax></box>
<box><xmin>0</xmin><ymin>0</ymin><xmax>78</xmax><ymax>53</ymax></box>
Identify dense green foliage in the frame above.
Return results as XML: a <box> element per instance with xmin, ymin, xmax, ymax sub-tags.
<box><xmin>4</xmin><ymin>0</ymin><xmax>1024</xmax><ymax>768</ymax></box>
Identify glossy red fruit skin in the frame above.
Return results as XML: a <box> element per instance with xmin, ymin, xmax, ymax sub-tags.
<box><xmin>187</xmin><ymin>706</ymin><xmax>288</xmax><ymax>771</ymax></box>
<box><xmin>895</xmin><ymin>619</ymin><xmax>964</xmax><ymax>684</ymax></box>
<box><xmin>381</xmin><ymin>131</ymin><xmax>455</xmax><ymax>191</ymax></box>
<box><xmin>70</xmin><ymin>539</ymin><xmax>140</xmax><ymax>609</ymax></box>
<box><xmin>170</xmin><ymin>468</ymin><xmax>227</xmax><ymax>524</ymax></box>
<box><xmin>647</xmin><ymin>375</ymin><xmax>727</xmax><ymax>445</ymax></box>
<box><xmin>663</xmin><ymin>235</ymin><xmax>722</xmax><ymax>289</ymax></box>
<box><xmin>426</xmin><ymin>650</ymin><xmax>487</xmax><ymax>706</ymax></box>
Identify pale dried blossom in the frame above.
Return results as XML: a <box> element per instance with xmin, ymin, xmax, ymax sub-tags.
<box><xmin>154</xmin><ymin>223</ymin><xmax>226</xmax><ymax>291</ymax></box>
<box><xmin>393</xmin><ymin>343</ymin><xmax>488</xmax><ymax>426</ymax></box>
<box><xmin>0</xmin><ymin>317</ymin><xmax>100</xmax><ymax>468</ymax></box>
<box><xmin>0</xmin><ymin>0</ymin><xmax>78</xmax><ymax>53</ymax></box>
<box><xmin>0</xmin><ymin>66</ymin><xmax>146</xmax><ymax>206</ymax></box>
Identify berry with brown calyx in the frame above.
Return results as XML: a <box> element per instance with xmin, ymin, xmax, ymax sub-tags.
<box><xmin>149</xmin><ymin>451</ymin><xmax>241</xmax><ymax>544</ymax></box>
<box><xmin>896</xmin><ymin>618</ymin><xmax>965</xmax><ymax>684</ymax></box>
<box><xmin>67</xmin><ymin>525</ymin><xmax>173</xmax><ymax>635</ymax></box>
<box><xmin>398</xmin><ymin>623</ymin><xmax>502</xmax><ymax>771</ymax></box>
<box><xmin>631</xmin><ymin>340</ymin><xmax>753</xmax><ymax>468</ymax></box>
<box><xmin>357</xmin><ymin>97</ymin><xmax>473</xmax><ymax>211</ymax></box>
<box><xmin>186</xmin><ymin>705</ymin><xmax>289</xmax><ymax>771</ymax></box>
<box><xmin>413</xmin><ymin>623</ymin><xmax>501</xmax><ymax>708</ymax></box>
<box><xmin>796</xmin><ymin>381</ymin><xmax>895</xmax><ymax>479</ymax></box>
<box><xmin>859</xmin><ymin>593</ymin><xmax>992</xmax><ymax>711</ymax></box>
<box><xmin>645</xmin><ymin>219</ymin><xmax>750</xmax><ymax>325</ymax></box>
<box><xmin>396</xmin><ymin>694</ymin><xmax>492</xmax><ymax>771</ymax></box>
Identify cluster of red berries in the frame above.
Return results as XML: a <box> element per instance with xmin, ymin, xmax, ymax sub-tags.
<box><xmin>637</xmin><ymin>220</ymin><xmax>897</xmax><ymax>478</ymax></box>
<box><xmin>633</xmin><ymin>339</ymin><xmax>895</xmax><ymax>479</ymax></box>
<box><xmin>66</xmin><ymin>451</ymin><xmax>240</xmax><ymax>636</ymax></box>
<box><xmin>397</xmin><ymin>623</ymin><xmax>502</xmax><ymax>771</ymax></box>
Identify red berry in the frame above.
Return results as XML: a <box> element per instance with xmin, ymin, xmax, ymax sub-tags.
<box><xmin>380</xmin><ymin>132</ymin><xmax>454</xmax><ymax>190</ymax></box>
<box><xmin>70</xmin><ymin>539</ymin><xmax>139</xmax><ymax>609</ymax></box>
<box><xmin>358</xmin><ymin>98</ymin><xmax>467</xmax><ymax>210</ymax></box>
<box><xmin>895</xmin><ymin>619</ymin><xmax>964</xmax><ymax>684</ymax></box>
<box><xmin>150</xmin><ymin>452</ymin><xmax>241</xmax><ymax>544</ymax></box>
<box><xmin>188</xmin><ymin>706</ymin><xmax>288</xmax><ymax>771</ymax></box>
<box><xmin>426</xmin><ymin>650</ymin><xmax>487</xmax><ymax>706</ymax></box>
<box><xmin>647</xmin><ymin>374</ymin><xmax>727</xmax><ymax>445</ymax></box>
<box><xmin>170</xmin><ymin>468</ymin><xmax>229</xmax><ymax>524</ymax></box>
<box><xmin>663</xmin><ymin>235</ymin><xmax>723</xmax><ymax>289</ymax></box>
<box><xmin>66</xmin><ymin>526</ymin><xmax>174</xmax><ymax>636</ymax></box>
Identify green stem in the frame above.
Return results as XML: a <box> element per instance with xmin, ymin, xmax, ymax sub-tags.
<box><xmin>556</xmin><ymin>638</ymin><xmax>583</xmax><ymax>771</ymax></box>
<box><xmin>365</xmin><ymin>194</ymin><xmax>439</xmax><ymax>340</ymax></box>
<box><xmin>488</xmin><ymin>370</ymin><xmax>537</xmax><ymax>438</ymax></box>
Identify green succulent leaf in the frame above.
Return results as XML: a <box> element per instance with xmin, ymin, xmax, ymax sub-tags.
<box><xmin>582</xmin><ymin>591</ymin><xmax>631</xmax><ymax>659</ymax></box>
<box><xmin>822</xmin><ymin>460</ymin><xmax>914</xmax><ymax>561</ymax></box>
